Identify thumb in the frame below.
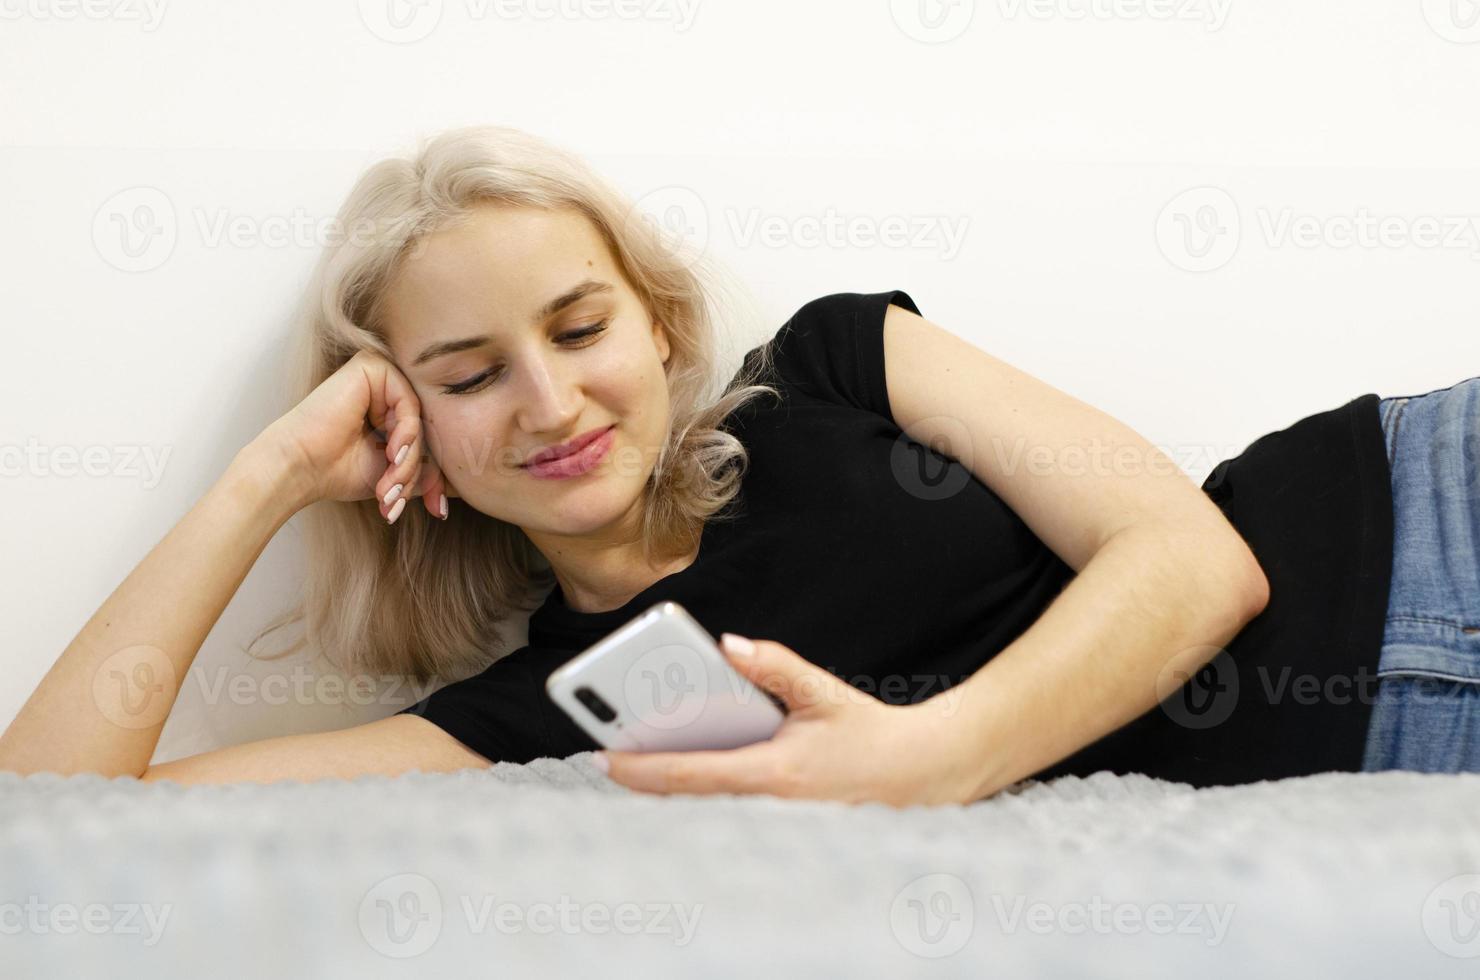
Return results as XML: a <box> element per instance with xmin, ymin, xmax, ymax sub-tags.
<box><xmin>718</xmin><ymin>634</ymin><xmax>842</xmax><ymax>713</ymax></box>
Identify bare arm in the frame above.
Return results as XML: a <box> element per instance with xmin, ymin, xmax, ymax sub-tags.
<box><xmin>877</xmin><ymin>301</ymin><xmax>1269</xmax><ymax>797</ymax></box>
<box><xmin>0</xmin><ymin>349</ymin><xmax>463</xmax><ymax>783</ymax></box>
<box><xmin>0</xmin><ymin>437</ymin><xmax>317</xmax><ymax>779</ymax></box>
<box><xmin>942</xmin><ymin>522</ymin><xmax>1267</xmax><ymax>799</ymax></box>
<box><xmin>139</xmin><ymin>714</ymin><xmax>493</xmax><ymax>785</ymax></box>
<box><xmin>0</xmin><ymin>439</ymin><xmax>492</xmax><ymax>784</ymax></box>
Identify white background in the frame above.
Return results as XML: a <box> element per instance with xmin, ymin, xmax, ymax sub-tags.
<box><xmin>3</xmin><ymin>0</ymin><xmax>1479</xmax><ymax>762</ymax></box>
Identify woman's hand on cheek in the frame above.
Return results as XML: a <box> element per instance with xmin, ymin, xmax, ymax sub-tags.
<box><xmin>597</xmin><ymin>637</ymin><xmax>993</xmax><ymax>808</ymax></box>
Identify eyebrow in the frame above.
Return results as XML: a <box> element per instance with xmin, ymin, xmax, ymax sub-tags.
<box><xmin>411</xmin><ymin>279</ymin><xmax>616</xmax><ymax>367</ymax></box>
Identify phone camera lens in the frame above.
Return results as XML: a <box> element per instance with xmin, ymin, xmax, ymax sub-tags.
<box><xmin>574</xmin><ymin>685</ymin><xmax>617</xmax><ymax>723</ymax></box>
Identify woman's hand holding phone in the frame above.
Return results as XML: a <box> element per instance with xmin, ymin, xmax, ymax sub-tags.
<box><xmin>595</xmin><ymin>630</ymin><xmax>999</xmax><ymax>809</ymax></box>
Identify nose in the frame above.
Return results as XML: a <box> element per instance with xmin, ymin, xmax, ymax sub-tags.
<box><xmin>512</xmin><ymin>349</ymin><xmax>583</xmax><ymax>436</ymax></box>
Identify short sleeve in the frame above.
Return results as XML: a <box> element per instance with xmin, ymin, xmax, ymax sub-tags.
<box><xmin>395</xmin><ymin>647</ymin><xmax>561</xmax><ymax>765</ymax></box>
<box><xmin>764</xmin><ymin>289</ymin><xmax>922</xmax><ymax>423</ymax></box>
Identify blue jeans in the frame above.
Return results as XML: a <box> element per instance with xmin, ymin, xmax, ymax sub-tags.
<box><xmin>1361</xmin><ymin>376</ymin><xmax>1480</xmax><ymax>773</ymax></box>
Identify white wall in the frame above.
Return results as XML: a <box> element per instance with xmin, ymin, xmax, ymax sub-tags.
<box><xmin>3</xmin><ymin>0</ymin><xmax>1478</xmax><ymax>763</ymax></box>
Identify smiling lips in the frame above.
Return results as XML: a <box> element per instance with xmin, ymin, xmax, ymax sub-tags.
<box><xmin>521</xmin><ymin>424</ymin><xmax>616</xmax><ymax>479</ymax></box>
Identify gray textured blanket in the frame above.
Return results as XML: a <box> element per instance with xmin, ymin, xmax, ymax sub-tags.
<box><xmin>2</xmin><ymin>757</ymin><xmax>1478</xmax><ymax>978</ymax></box>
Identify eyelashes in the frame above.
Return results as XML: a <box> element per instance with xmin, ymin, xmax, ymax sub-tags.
<box><xmin>441</xmin><ymin>320</ymin><xmax>610</xmax><ymax>396</ymax></box>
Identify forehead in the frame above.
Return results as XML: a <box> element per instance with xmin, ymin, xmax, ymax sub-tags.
<box><xmin>378</xmin><ymin>203</ymin><xmax>618</xmax><ymax>359</ymax></box>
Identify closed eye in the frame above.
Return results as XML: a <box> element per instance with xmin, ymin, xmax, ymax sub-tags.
<box><xmin>441</xmin><ymin>320</ymin><xmax>609</xmax><ymax>396</ymax></box>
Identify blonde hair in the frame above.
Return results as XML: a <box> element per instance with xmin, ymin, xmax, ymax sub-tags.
<box><xmin>246</xmin><ymin>125</ymin><xmax>781</xmax><ymax>687</ymax></box>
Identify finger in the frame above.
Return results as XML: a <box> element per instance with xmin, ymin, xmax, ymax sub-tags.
<box><xmin>365</xmin><ymin>360</ymin><xmax>424</xmax><ymax>524</ymax></box>
<box><xmin>719</xmin><ymin>636</ymin><xmax>850</xmax><ymax>713</ymax></box>
<box><xmin>602</xmin><ymin>746</ymin><xmax>777</xmax><ymax>797</ymax></box>
<box><xmin>413</xmin><ymin>444</ymin><xmax>450</xmax><ymax>520</ymax></box>
<box><xmin>374</xmin><ymin>416</ymin><xmax>422</xmax><ymax>523</ymax></box>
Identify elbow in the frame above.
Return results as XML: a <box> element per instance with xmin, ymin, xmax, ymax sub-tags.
<box><xmin>1230</xmin><ymin>543</ymin><xmax>1271</xmax><ymax>621</ymax></box>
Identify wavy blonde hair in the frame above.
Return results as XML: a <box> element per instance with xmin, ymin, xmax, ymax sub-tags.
<box><xmin>246</xmin><ymin>125</ymin><xmax>782</xmax><ymax>687</ymax></box>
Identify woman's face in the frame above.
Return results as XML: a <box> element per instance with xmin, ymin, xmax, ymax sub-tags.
<box><xmin>378</xmin><ymin>202</ymin><xmax>674</xmax><ymax>539</ymax></box>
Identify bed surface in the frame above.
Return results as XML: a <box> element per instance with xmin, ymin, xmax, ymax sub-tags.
<box><xmin>3</xmin><ymin>756</ymin><xmax>1478</xmax><ymax>977</ymax></box>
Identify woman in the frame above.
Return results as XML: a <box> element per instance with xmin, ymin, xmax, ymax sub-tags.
<box><xmin>1</xmin><ymin>125</ymin><xmax>1474</xmax><ymax>806</ymax></box>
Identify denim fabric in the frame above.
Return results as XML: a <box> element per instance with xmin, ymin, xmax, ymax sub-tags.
<box><xmin>1361</xmin><ymin>376</ymin><xmax>1480</xmax><ymax>773</ymax></box>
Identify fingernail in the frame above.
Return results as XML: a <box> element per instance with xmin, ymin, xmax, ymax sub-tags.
<box><xmin>382</xmin><ymin>483</ymin><xmax>403</xmax><ymax>506</ymax></box>
<box><xmin>592</xmin><ymin>752</ymin><xmax>610</xmax><ymax>774</ymax></box>
<box><xmin>439</xmin><ymin>493</ymin><xmax>449</xmax><ymax>519</ymax></box>
<box><xmin>720</xmin><ymin>633</ymin><xmax>755</xmax><ymax>657</ymax></box>
<box><xmin>394</xmin><ymin>443</ymin><xmax>409</xmax><ymax>466</ymax></box>
<box><xmin>386</xmin><ymin>497</ymin><xmax>407</xmax><ymax>525</ymax></box>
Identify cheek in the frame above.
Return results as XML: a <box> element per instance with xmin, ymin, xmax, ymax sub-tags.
<box><xmin>586</xmin><ymin>343</ymin><xmax>657</xmax><ymax>404</ymax></box>
<box><xmin>422</xmin><ymin>405</ymin><xmax>509</xmax><ymax>478</ymax></box>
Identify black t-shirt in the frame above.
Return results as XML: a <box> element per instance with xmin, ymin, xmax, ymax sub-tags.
<box><xmin>399</xmin><ymin>290</ymin><xmax>1394</xmax><ymax>789</ymax></box>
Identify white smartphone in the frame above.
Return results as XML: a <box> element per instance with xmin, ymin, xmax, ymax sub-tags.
<box><xmin>545</xmin><ymin>601</ymin><xmax>786</xmax><ymax>752</ymax></box>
